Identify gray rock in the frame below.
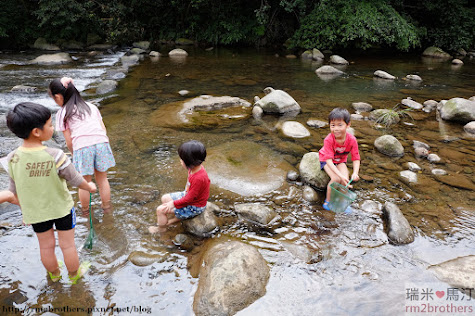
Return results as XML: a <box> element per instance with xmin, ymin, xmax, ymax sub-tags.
<box><xmin>178</xmin><ymin>90</ymin><xmax>189</xmax><ymax>96</ymax></box>
<box><xmin>121</xmin><ymin>54</ymin><xmax>140</xmax><ymax>66</ymax></box>
<box><xmin>302</xmin><ymin>186</ymin><xmax>319</xmax><ymax>202</ymax></box>
<box><xmin>413</xmin><ymin>140</ymin><xmax>430</xmax><ymax>150</ymax></box>
<box><xmin>179</xmin><ymin>95</ymin><xmax>251</xmax><ymax>122</ymax></box>
<box><xmin>254</xmin><ymin>87</ymin><xmax>301</xmax><ymax>114</ymax></box>
<box><xmin>234</xmin><ymin>203</ymin><xmax>277</xmax><ymax>226</ymax></box>
<box><xmin>286</xmin><ymin>170</ymin><xmax>299</xmax><ymax>181</ymax></box>
<box><xmin>401</xmin><ymin>98</ymin><xmax>423</xmax><ymax>110</ymax></box>
<box><xmin>301</xmin><ymin>50</ymin><xmax>313</xmax><ymax>60</ymax></box>
<box><xmin>30</xmin><ymin>53</ymin><xmax>72</xmax><ymax>65</ymax></box>
<box><xmin>464</xmin><ymin>121</ymin><xmax>475</xmax><ymax>134</ymax></box>
<box><xmin>374</xmin><ymin>135</ymin><xmax>405</xmax><ymax>157</ymax></box>
<box><xmin>352</xmin><ymin>102</ymin><xmax>373</xmax><ymax>112</ymax></box>
<box><xmin>382</xmin><ymin>202</ymin><xmax>414</xmax><ymax>245</ymax></box>
<box><xmin>330</xmin><ymin>55</ymin><xmax>349</xmax><ymax>65</ymax></box>
<box><xmin>299</xmin><ymin>152</ymin><xmax>330</xmax><ymax>189</ymax></box>
<box><xmin>431</xmin><ymin>168</ymin><xmax>447</xmax><ymax>175</ymax></box>
<box><xmin>175</xmin><ymin>38</ymin><xmax>194</xmax><ymax>45</ymax></box>
<box><xmin>173</xmin><ymin>234</ymin><xmax>195</xmax><ymax>251</ymax></box>
<box><xmin>428</xmin><ymin>255</ymin><xmax>475</xmax><ymax>289</ymax></box>
<box><xmin>149</xmin><ymin>51</ymin><xmax>161</xmax><ymax>57</ymax></box>
<box><xmin>312</xmin><ymin>48</ymin><xmax>324</xmax><ymax>60</ymax></box>
<box><xmin>281</xmin><ymin>121</ymin><xmax>310</xmax><ymax>138</ymax></box>
<box><xmin>96</xmin><ymin>80</ymin><xmax>117</xmax><ymax>95</ymax></box>
<box><xmin>182</xmin><ymin>202</ymin><xmax>219</xmax><ymax>237</ymax></box>
<box><xmin>400</xmin><ymin>170</ymin><xmax>417</xmax><ymax>183</ymax></box>
<box><xmin>169</xmin><ymin>48</ymin><xmax>188</xmax><ymax>56</ymax></box>
<box><xmin>414</xmin><ymin>147</ymin><xmax>429</xmax><ymax>159</ymax></box>
<box><xmin>193</xmin><ymin>241</ymin><xmax>269</xmax><ymax>316</ymax></box>
<box><xmin>127</xmin><ymin>251</ymin><xmax>167</xmax><ymax>266</ymax></box>
<box><xmin>452</xmin><ymin>58</ymin><xmax>463</xmax><ymax>65</ymax></box>
<box><xmin>374</xmin><ymin>70</ymin><xmax>396</xmax><ymax>80</ymax></box>
<box><xmin>252</xmin><ymin>105</ymin><xmax>263</xmax><ymax>119</ymax></box>
<box><xmin>130</xmin><ymin>47</ymin><xmax>146</xmax><ymax>55</ymax></box>
<box><xmin>33</xmin><ymin>38</ymin><xmax>60</xmax><ymax>51</ymax></box>
<box><xmin>427</xmin><ymin>153</ymin><xmax>441</xmax><ymax>163</ymax></box>
<box><xmin>315</xmin><ymin>65</ymin><xmax>344</xmax><ymax>75</ymax></box>
<box><xmin>133</xmin><ymin>41</ymin><xmax>150</xmax><ymax>50</ymax></box>
<box><xmin>422</xmin><ymin>46</ymin><xmax>451</xmax><ymax>59</ymax></box>
<box><xmin>439</xmin><ymin>98</ymin><xmax>475</xmax><ymax>123</ymax></box>
<box><xmin>351</xmin><ymin>114</ymin><xmax>364</xmax><ymax>120</ymax></box>
<box><xmin>406</xmin><ymin>74</ymin><xmax>422</xmax><ymax>81</ymax></box>
<box><xmin>11</xmin><ymin>85</ymin><xmax>37</xmax><ymax>93</ymax></box>
<box><xmin>423</xmin><ymin>100</ymin><xmax>438</xmax><ymax>112</ymax></box>
<box><xmin>306</xmin><ymin>119</ymin><xmax>327</xmax><ymax>128</ymax></box>
<box><xmin>406</xmin><ymin>162</ymin><xmax>421</xmax><ymax>172</ymax></box>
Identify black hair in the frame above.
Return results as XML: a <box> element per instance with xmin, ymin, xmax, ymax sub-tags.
<box><xmin>178</xmin><ymin>140</ymin><xmax>207</xmax><ymax>168</ymax></box>
<box><xmin>328</xmin><ymin>107</ymin><xmax>351</xmax><ymax>124</ymax></box>
<box><xmin>6</xmin><ymin>102</ymin><xmax>52</xmax><ymax>139</ymax></box>
<box><xmin>49</xmin><ymin>78</ymin><xmax>90</xmax><ymax>126</ymax></box>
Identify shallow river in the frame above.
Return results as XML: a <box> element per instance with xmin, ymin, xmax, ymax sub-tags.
<box><xmin>0</xmin><ymin>48</ymin><xmax>474</xmax><ymax>315</ymax></box>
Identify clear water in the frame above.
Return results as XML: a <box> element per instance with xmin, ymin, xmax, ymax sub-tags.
<box><xmin>0</xmin><ymin>48</ymin><xmax>474</xmax><ymax>315</ymax></box>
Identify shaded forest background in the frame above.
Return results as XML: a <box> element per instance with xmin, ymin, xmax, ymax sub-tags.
<box><xmin>1</xmin><ymin>0</ymin><xmax>474</xmax><ymax>53</ymax></box>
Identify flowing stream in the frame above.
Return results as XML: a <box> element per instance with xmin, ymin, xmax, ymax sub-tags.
<box><xmin>0</xmin><ymin>48</ymin><xmax>474</xmax><ymax>315</ymax></box>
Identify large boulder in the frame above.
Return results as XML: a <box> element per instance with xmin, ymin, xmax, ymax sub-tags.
<box><xmin>439</xmin><ymin>98</ymin><xmax>475</xmax><ymax>123</ymax></box>
<box><xmin>182</xmin><ymin>202</ymin><xmax>219</xmax><ymax>237</ymax></box>
<box><xmin>193</xmin><ymin>241</ymin><xmax>269</xmax><ymax>316</ymax></box>
<box><xmin>422</xmin><ymin>46</ymin><xmax>451</xmax><ymax>59</ymax></box>
<box><xmin>178</xmin><ymin>95</ymin><xmax>251</xmax><ymax>123</ymax></box>
<box><xmin>234</xmin><ymin>203</ymin><xmax>278</xmax><ymax>226</ymax></box>
<box><xmin>428</xmin><ymin>255</ymin><xmax>475</xmax><ymax>289</ymax></box>
<box><xmin>254</xmin><ymin>87</ymin><xmax>301</xmax><ymax>114</ymax></box>
<box><xmin>382</xmin><ymin>202</ymin><xmax>414</xmax><ymax>245</ymax></box>
<box><xmin>299</xmin><ymin>152</ymin><xmax>330</xmax><ymax>190</ymax></box>
<box><xmin>374</xmin><ymin>135</ymin><xmax>405</xmax><ymax>157</ymax></box>
<box><xmin>30</xmin><ymin>53</ymin><xmax>72</xmax><ymax>65</ymax></box>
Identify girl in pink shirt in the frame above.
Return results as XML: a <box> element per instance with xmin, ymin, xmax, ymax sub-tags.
<box><xmin>49</xmin><ymin>77</ymin><xmax>116</xmax><ymax>213</ymax></box>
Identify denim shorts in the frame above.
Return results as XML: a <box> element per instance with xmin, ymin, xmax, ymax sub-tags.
<box><xmin>73</xmin><ymin>142</ymin><xmax>116</xmax><ymax>175</ymax></box>
<box><xmin>32</xmin><ymin>207</ymin><xmax>76</xmax><ymax>233</ymax></box>
<box><xmin>169</xmin><ymin>191</ymin><xmax>206</xmax><ymax>220</ymax></box>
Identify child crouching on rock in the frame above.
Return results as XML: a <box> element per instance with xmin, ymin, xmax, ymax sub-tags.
<box><xmin>149</xmin><ymin>140</ymin><xmax>210</xmax><ymax>234</ymax></box>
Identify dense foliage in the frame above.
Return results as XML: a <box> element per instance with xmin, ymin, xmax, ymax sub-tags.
<box><xmin>0</xmin><ymin>0</ymin><xmax>473</xmax><ymax>52</ymax></box>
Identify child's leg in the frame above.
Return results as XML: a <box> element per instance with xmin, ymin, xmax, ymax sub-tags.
<box><xmin>36</xmin><ymin>229</ymin><xmax>61</xmax><ymax>276</ymax></box>
<box><xmin>94</xmin><ymin>170</ymin><xmax>112</xmax><ymax>211</ymax></box>
<box><xmin>323</xmin><ymin>165</ymin><xmax>340</xmax><ymax>202</ymax></box>
<box><xmin>79</xmin><ymin>175</ymin><xmax>93</xmax><ymax>212</ymax></box>
<box><xmin>161</xmin><ymin>194</ymin><xmax>172</xmax><ymax>204</ymax></box>
<box><xmin>57</xmin><ymin>229</ymin><xmax>80</xmax><ymax>276</ymax></box>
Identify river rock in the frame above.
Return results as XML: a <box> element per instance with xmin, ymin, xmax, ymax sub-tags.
<box><xmin>330</xmin><ymin>55</ymin><xmax>349</xmax><ymax>65</ymax></box>
<box><xmin>252</xmin><ymin>105</ymin><xmax>263</xmax><ymax>119</ymax></box>
<box><xmin>206</xmin><ymin>140</ymin><xmax>292</xmax><ymax>196</ymax></box>
<box><xmin>302</xmin><ymin>186</ymin><xmax>319</xmax><ymax>202</ymax></box>
<box><xmin>315</xmin><ymin>65</ymin><xmax>344</xmax><ymax>75</ymax></box>
<box><xmin>182</xmin><ymin>202</ymin><xmax>219</xmax><ymax>237</ymax></box>
<box><xmin>434</xmin><ymin>174</ymin><xmax>475</xmax><ymax>191</ymax></box>
<box><xmin>312</xmin><ymin>48</ymin><xmax>324</xmax><ymax>60</ymax></box>
<box><xmin>400</xmin><ymin>170</ymin><xmax>417</xmax><ymax>183</ymax></box>
<box><xmin>30</xmin><ymin>53</ymin><xmax>72</xmax><ymax>65</ymax></box>
<box><xmin>374</xmin><ymin>135</ymin><xmax>405</xmax><ymax>157</ymax></box>
<box><xmin>413</xmin><ymin>140</ymin><xmax>430</xmax><ymax>150</ymax></box>
<box><xmin>439</xmin><ymin>98</ymin><xmax>475</xmax><ymax>123</ymax></box>
<box><xmin>414</xmin><ymin>147</ymin><xmax>429</xmax><ymax>159</ymax></box>
<box><xmin>299</xmin><ymin>152</ymin><xmax>330</xmax><ymax>189</ymax></box>
<box><xmin>127</xmin><ymin>251</ymin><xmax>167</xmax><ymax>266</ymax></box>
<box><xmin>406</xmin><ymin>162</ymin><xmax>421</xmax><ymax>172</ymax></box>
<box><xmin>464</xmin><ymin>121</ymin><xmax>475</xmax><ymax>134</ymax></box>
<box><xmin>374</xmin><ymin>70</ymin><xmax>396</xmax><ymax>80</ymax></box>
<box><xmin>431</xmin><ymin>168</ymin><xmax>447</xmax><ymax>176</ymax></box>
<box><xmin>96</xmin><ymin>80</ymin><xmax>118</xmax><ymax>94</ymax></box>
<box><xmin>428</xmin><ymin>255</ymin><xmax>475</xmax><ymax>289</ymax></box>
<box><xmin>452</xmin><ymin>58</ymin><xmax>463</xmax><ymax>65</ymax></box>
<box><xmin>149</xmin><ymin>51</ymin><xmax>161</xmax><ymax>57</ymax></box>
<box><xmin>423</xmin><ymin>100</ymin><xmax>438</xmax><ymax>112</ymax></box>
<box><xmin>352</xmin><ymin>102</ymin><xmax>373</xmax><ymax>112</ymax></box>
<box><xmin>234</xmin><ymin>203</ymin><xmax>278</xmax><ymax>226</ymax></box>
<box><xmin>281</xmin><ymin>121</ymin><xmax>310</xmax><ymax>138</ymax></box>
<box><xmin>287</xmin><ymin>170</ymin><xmax>299</xmax><ymax>181</ymax></box>
<box><xmin>121</xmin><ymin>54</ymin><xmax>140</xmax><ymax>66</ymax></box>
<box><xmin>173</xmin><ymin>234</ymin><xmax>195</xmax><ymax>251</ymax></box>
<box><xmin>369</xmin><ymin>109</ymin><xmax>400</xmax><ymax>125</ymax></box>
<box><xmin>133</xmin><ymin>41</ymin><xmax>150</xmax><ymax>50</ymax></box>
<box><xmin>33</xmin><ymin>37</ymin><xmax>60</xmax><ymax>51</ymax></box>
<box><xmin>401</xmin><ymin>98</ymin><xmax>423</xmax><ymax>110</ymax></box>
<box><xmin>306</xmin><ymin>119</ymin><xmax>327</xmax><ymax>128</ymax></box>
<box><xmin>382</xmin><ymin>202</ymin><xmax>414</xmax><ymax>245</ymax></box>
<box><xmin>169</xmin><ymin>48</ymin><xmax>188</xmax><ymax>56</ymax></box>
<box><xmin>193</xmin><ymin>241</ymin><xmax>269</xmax><ymax>316</ymax></box>
<box><xmin>11</xmin><ymin>85</ymin><xmax>37</xmax><ymax>93</ymax></box>
<box><xmin>422</xmin><ymin>46</ymin><xmax>451</xmax><ymax>59</ymax></box>
<box><xmin>178</xmin><ymin>95</ymin><xmax>251</xmax><ymax>122</ymax></box>
<box><xmin>427</xmin><ymin>153</ymin><xmax>441</xmax><ymax>163</ymax></box>
<box><xmin>130</xmin><ymin>48</ymin><xmax>146</xmax><ymax>55</ymax></box>
<box><xmin>406</xmin><ymin>74</ymin><xmax>422</xmax><ymax>81</ymax></box>
<box><xmin>254</xmin><ymin>87</ymin><xmax>301</xmax><ymax>114</ymax></box>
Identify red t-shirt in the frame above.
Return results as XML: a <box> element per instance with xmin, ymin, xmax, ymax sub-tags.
<box><xmin>173</xmin><ymin>167</ymin><xmax>210</xmax><ymax>209</ymax></box>
<box><xmin>319</xmin><ymin>132</ymin><xmax>360</xmax><ymax>164</ymax></box>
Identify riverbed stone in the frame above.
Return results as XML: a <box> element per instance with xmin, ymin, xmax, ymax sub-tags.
<box><xmin>374</xmin><ymin>70</ymin><xmax>396</xmax><ymax>80</ymax></box>
<box><xmin>315</xmin><ymin>65</ymin><xmax>344</xmax><ymax>75</ymax></box>
<box><xmin>406</xmin><ymin>162</ymin><xmax>421</xmax><ymax>172</ymax></box>
<box><xmin>439</xmin><ymin>98</ymin><xmax>475</xmax><ymax>123</ymax></box>
<box><xmin>133</xmin><ymin>41</ymin><xmax>150</xmax><ymax>50</ymax></box>
<box><xmin>206</xmin><ymin>140</ymin><xmax>292</xmax><ymax>196</ymax></box>
<box><xmin>193</xmin><ymin>240</ymin><xmax>269</xmax><ymax>316</ymax></box>
<box><xmin>254</xmin><ymin>87</ymin><xmax>301</xmax><ymax>114</ymax></box>
<box><xmin>127</xmin><ymin>251</ymin><xmax>167</xmax><ymax>266</ymax></box>
<box><xmin>399</xmin><ymin>170</ymin><xmax>417</xmax><ymax>183</ymax></box>
<box><xmin>464</xmin><ymin>121</ymin><xmax>475</xmax><ymax>134</ymax></box>
<box><xmin>374</xmin><ymin>135</ymin><xmax>405</xmax><ymax>157</ymax></box>
<box><xmin>287</xmin><ymin>170</ymin><xmax>299</xmax><ymax>181</ymax></box>
<box><xmin>173</xmin><ymin>234</ymin><xmax>195</xmax><ymax>251</ymax></box>
<box><xmin>30</xmin><ymin>53</ymin><xmax>72</xmax><ymax>65</ymax></box>
<box><xmin>302</xmin><ymin>186</ymin><xmax>319</xmax><ymax>202</ymax></box>
<box><xmin>312</xmin><ymin>48</ymin><xmax>324</xmax><ymax>60</ymax></box>
<box><xmin>423</xmin><ymin>100</ymin><xmax>438</xmax><ymax>112</ymax></box>
<box><xmin>406</xmin><ymin>74</ymin><xmax>422</xmax><ymax>81</ymax></box>
<box><xmin>330</xmin><ymin>55</ymin><xmax>349</xmax><ymax>65</ymax></box>
<box><xmin>11</xmin><ymin>85</ymin><xmax>37</xmax><ymax>93</ymax></box>
<box><xmin>299</xmin><ymin>152</ymin><xmax>330</xmax><ymax>189</ymax></box>
<box><xmin>401</xmin><ymin>98</ymin><xmax>423</xmax><ymax>110</ymax></box>
<box><xmin>130</xmin><ymin>47</ymin><xmax>146</xmax><ymax>55</ymax></box>
<box><xmin>422</xmin><ymin>46</ymin><xmax>451</xmax><ymax>59</ymax></box>
<box><xmin>434</xmin><ymin>174</ymin><xmax>475</xmax><ymax>191</ymax></box>
<box><xmin>431</xmin><ymin>168</ymin><xmax>447</xmax><ymax>176</ymax></box>
<box><xmin>121</xmin><ymin>54</ymin><xmax>140</xmax><ymax>66</ymax></box>
<box><xmin>33</xmin><ymin>37</ymin><xmax>60</xmax><ymax>51</ymax></box>
<box><xmin>428</xmin><ymin>255</ymin><xmax>475</xmax><ymax>289</ymax></box>
<box><xmin>281</xmin><ymin>121</ymin><xmax>310</xmax><ymax>138</ymax></box>
<box><xmin>234</xmin><ymin>203</ymin><xmax>278</xmax><ymax>225</ymax></box>
<box><xmin>306</xmin><ymin>119</ymin><xmax>327</xmax><ymax>128</ymax></box>
<box><xmin>169</xmin><ymin>48</ymin><xmax>188</xmax><ymax>56</ymax></box>
<box><xmin>368</xmin><ymin>109</ymin><xmax>400</xmax><ymax>125</ymax></box>
<box><xmin>382</xmin><ymin>202</ymin><xmax>414</xmax><ymax>245</ymax></box>
<box><xmin>96</xmin><ymin>80</ymin><xmax>118</xmax><ymax>94</ymax></box>
<box><xmin>452</xmin><ymin>58</ymin><xmax>463</xmax><ymax>65</ymax></box>
<box><xmin>252</xmin><ymin>105</ymin><xmax>263</xmax><ymax>119</ymax></box>
<box><xmin>427</xmin><ymin>153</ymin><xmax>441</xmax><ymax>163</ymax></box>
<box><xmin>149</xmin><ymin>51</ymin><xmax>161</xmax><ymax>57</ymax></box>
<box><xmin>182</xmin><ymin>202</ymin><xmax>219</xmax><ymax>237</ymax></box>
<box><xmin>352</xmin><ymin>102</ymin><xmax>373</xmax><ymax>112</ymax></box>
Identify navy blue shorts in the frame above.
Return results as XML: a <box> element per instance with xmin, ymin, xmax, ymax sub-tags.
<box><xmin>32</xmin><ymin>207</ymin><xmax>76</xmax><ymax>233</ymax></box>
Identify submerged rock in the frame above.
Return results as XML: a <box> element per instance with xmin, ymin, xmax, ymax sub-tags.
<box><xmin>96</xmin><ymin>80</ymin><xmax>117</xmax><ymax>94</ymax></box>
<box><xmin>193</xmin><ymin>241</ymin><xmax>269</xmax><ymax>316</ymax></box>
<box><xmin>281</xmin><ymin>121</ymin><xmax>310</xmax><ymax>138</ymax></box>
<box><xmin>428</xmin><ymin>255</ymin><xmax>475</xmax><ymax>289</ymax></box>
<box><xmin>315</xmin><ymin>65</ymin><xmax>344</xmax><ymax>75</ymax></box>
<box><xmin>127</xmin><ymin>251</ymin><xmax>167</xmax><ymax>266</ymax></box>
<box><xmin>254</xmin><ymin>87</ymin><xmax>301</xmax><ymax>114</ymax></box>
<box><xmin>382</xmin><ymin>202</ymin><xmax>414</xmax><ymax>245</ymax></box>
<box><xmin>234</xmin><ymin>203</ymin><xmax>278</xmax><ymax>225</ymax></box>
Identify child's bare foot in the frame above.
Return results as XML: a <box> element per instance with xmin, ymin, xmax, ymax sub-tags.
<box><xmin>148</xmin><ymin>225</ymin><xmax>167</xmax><ymax>234</ymax></box>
